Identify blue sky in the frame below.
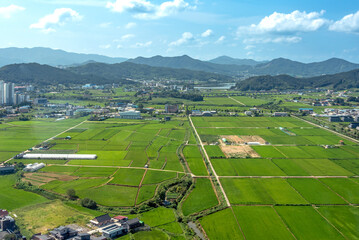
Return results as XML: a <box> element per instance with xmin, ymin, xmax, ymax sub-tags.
<box><xmin>1</xmin><ymin>0</ymin><xmax>359</xmax><ymax>62</ymax></box>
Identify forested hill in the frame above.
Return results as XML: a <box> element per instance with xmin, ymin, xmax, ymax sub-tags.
<box><xmin>0</xmin><ymin>47</ymin><xmax>127</xmax><ymax>67</ymax></box>
<box><xmin>68</xmin><ymin>62</ymin><xmax>233</xmax><ymax>82</ymax></box>
<box><xmin>0</xmin><ymin>63</ymin><xmax>130</xmax><ymax>85</ymax></box>
<box><xmin>127</xmin><ymin>55</ymin><xmax>359</xmax><ymax>77</ymax></box>
<box><xmin>126</xmin><ymin>55</ymin><xmax>250</xmax><ymax>76</ymax></box>
<box><xmin>237</xmin><ymin>69</ymin><xmax>359</xmax><ymax>91</ymax></box>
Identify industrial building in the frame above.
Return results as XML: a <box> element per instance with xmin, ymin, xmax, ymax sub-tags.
<box><xmin>0</xmin><ymin>165</ymin><xmax>15</xmax><ymax>175</ymax></box>
<box><xmin>101</xmin><ymin>224</ymin><xmax>128</xmax><ymax>239</ymax></box>
<box><xmin>0</xmin><ymin>210</ymin><xmax>15</xmax><ymax>232</ymax></box>
<box><xmin>117</xmin><ymin>111</ymin><xmax>142</xmax><ymax>119</ymax></box>
<box><xmin>22</xmin><ymin>154</ymin><xmax>97</xmax><ymax>160</ymax></box>
<box><xmin>165</xmin><ymin>104</ymin><xmax>178</xmax><ymax>113</ymax></box>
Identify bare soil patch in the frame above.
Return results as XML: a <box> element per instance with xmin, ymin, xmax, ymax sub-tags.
<box><xmin>23</xmin><ymin>172</ymin><xmax>77</xmax><ymax>186</ymax></box>
<box><xmin>220</xmin><ymin>135</ymin><xmax>266</xmax><ymax>145</ymax></box>
<box><xmin>220</xmin><ymin>145</ymin><xmax>260</xmax><ymax>158</ymax></box>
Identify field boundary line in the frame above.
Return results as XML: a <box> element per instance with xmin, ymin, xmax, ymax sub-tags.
<box><xmin>189</xmin><ymin>115</ymin><xmax>231</xmax><ymax>207</ymax></box>
<box><xmin>228</xmin><ymin>96</ymin><xmax>245</xmax><ymax>106</ymax></box>
<box><xmin>229</xmin><ymin>207</ymin><xmax>247</xmax><ymax>240</ymax></box>
<box><xmin>272</xmin><ymin>206</ymin><xmax>298</xmax><ymax>240</ymax></box>
<box><xmin>272</xmin><ymin>146</ymin><xmax>289</xmax><ymax>158</ymax></box>
<box><xmin>293</xmin><ymin>116</ymin><xmax>359</xmax><ymax>144</ymax></box>
<box><xmin>316</xmin><ymin>179</ymin><xmax>352</xmax><ymax>205</ymax></box>
<box><xmin>135</xmin><ymin>169</ymin><xmax>148</xmax><ymax>206</ymax></box>
<box><xmin>312</xmin><ymin>205</ymin><xmax>348</xmax><ymax>239</ymax></box>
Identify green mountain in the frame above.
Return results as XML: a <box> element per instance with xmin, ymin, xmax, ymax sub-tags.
<box><xmin>68</xmin><ymin>62</ymin><xmax>233</xmax><ymax>82</ymax></box>
<box><xmin>0</xmin><ymin>63</ymin><xmax>130</xmax><ymax>85</ymax></box>
<box><xmin>127</xmin><ymin>55</ymin><xmax>249</xmax><ymax>76</ymax></box>
<box><xmin>0</xmin><ymin>47</ymin><xmax>127</xmax><ymax>67</ymax></box>
<box><xmin>127</xmin><ymin>55</ymin><xmax>359</xmax><ymax>77</ymax></box>
<box><xmin>209</xmin><ymin>56</ymin><xmax>265</xmax><ymax>66</ymax></box>
<box><xmin>252</xmin><ymin>57</ymin><xmax>359</xmax><ymax>77</ymax></box>
<box><xmin>237</xmin><ymin>69</ymin><xmax>359</xmax><ymax>91</ymax></box>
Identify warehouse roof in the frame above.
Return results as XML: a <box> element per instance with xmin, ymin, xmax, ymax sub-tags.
<box><xmin>22</xmin><ymin>154</ymin><xmax>97</xmax><ymax>160</ymax></box>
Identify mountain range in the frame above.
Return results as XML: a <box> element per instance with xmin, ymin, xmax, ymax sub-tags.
<box><xmin>127</xmin><ymin>55</ymin><xmax>359</xmax><ymax>78</ymax></box>
<box><xmin>237</xmin><ymin>69</ymin><xmax>359</xmax><ymax>91</ymax></box>
<box><xmin>1</xmin><ymin>47</ymin><xmax>359</xmax><ymax>78</ymax></box>
<box><xmin>208</xmin><ymin>56</ymin><xmax>266</xmax><ymax>66</ymax></box>
<box><xmin>0</xmin><ymin>62</ymin><xmax>231</xmax><ymax>85</ymax></box>
<box><xmin>0</xmin><ymin>47</ymin><xmax>127</xmax><ymax>67</ymax></box>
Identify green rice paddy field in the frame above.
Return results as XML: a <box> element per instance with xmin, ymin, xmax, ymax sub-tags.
<box><xmin>194</xmin><ymin>116</ymin><xmax>359</xmax><ymax>239</ymax></box>
<box><xmin>2</xmin><ymin>114</ymin><xmax>359</xmax><ymax>240</ymax></box>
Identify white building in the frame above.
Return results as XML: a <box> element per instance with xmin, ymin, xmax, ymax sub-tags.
<box><xmin>117</xmin><ymin>111</ymin><xmax>142</xmax><ymax>119</ymax></box>
<box><xmin>22</xmin><ymin>154</ymin><xmax>97</xmax><ymax>160</ymax></box>
<box><xmin>23</xmin><ymin>163</ymin><xmax>45</xmax><ymax>172</ymax></box>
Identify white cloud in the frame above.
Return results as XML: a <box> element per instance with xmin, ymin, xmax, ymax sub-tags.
<box><xmin>125</xmin><ymin>22</ymin><xmax>137</xmax><ymax>29</ymax></box>
<box><xmin>215</xmin><ymin>35</ymin><xmax>225</xmax><ymax>44</ymax></box>
<box><xmin>201</xmin><ymin>29</ymin><xmax>213</xmax><ymax>37</ymax></box>
<box><xmin>243</xmin><ymin>36</ymin><xmax>302</xmax><ymax>44</ymax></box>
<box><xmin>238</xmin><ymin>10</ymin><xmax>327</xmax><ymax>35</ymax></box>
<box><xmin>131</xmin><ymin>41</ymin><xmax>152</xmax><ymax>48</ymax></box>
<box><xmin>100</xmin><ymin>44</ymin><xmax>111</xmax><ymax>49</ymax></box>
<box><xmin>99</xmin><ymin>22</ymin><xmax>112</xmax><ymax>28</ymax></box>
<box><xmin>169</xmin><ymin>32</ymin><xmax>193</xmax><ymax>46</ymax></box>
<box><xmin>0</xmin><ymin>4</ymin><xmax>25</xmax><ymax>19</ymax></box>
<box><xmin>329</xmin><ymin>11</ymin><xmax>359</xmax><ymax>33</ymax></box>
<box><xmin>117</xmin><ymin>44</ymin><xmax>123</xmax><ymax>48</ymax></box>
<box><xmin>30</xmin><ymin>8</ymin><xmax>82</xmax><ymax>33</ymax></box>
<box><xmin>121</xmin><ymin>34</ymin><xmax>135</xmax><ymax>40</ymax></box>
<box><xmin>244</xmin><ymin>45</ymin><xmax>255</xmax><ymax>50</ymax></box>
<box><xmin>106</xmin><ymin>0</ymin><xmax>194</xmax><ymax>20</ymax></box>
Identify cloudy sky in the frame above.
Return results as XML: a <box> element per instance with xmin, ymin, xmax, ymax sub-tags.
<box><xmin>1</xmin><ymin>0</ymin><xmax>359</xmax><ymax>62</ymax></box>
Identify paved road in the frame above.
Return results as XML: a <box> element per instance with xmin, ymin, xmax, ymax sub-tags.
<box><xmin>189</xmin><ymin>115</ymin><xmax>231</xmax><ymax>207</ymax></box>
<box><xmin>292</xmin><ymin>115</ymin><xmax>359</xmax><ymax>144</ymax></box>
<box><xmin>218</xmin><ymin>176</ymin><xmax>351</xmax><ymax>179</ymax></box>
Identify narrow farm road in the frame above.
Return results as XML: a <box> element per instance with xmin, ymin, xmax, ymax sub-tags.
<box><xmin>292</xmin><ymin>115</ymin><xmax>359</xmax><ymax>144</ymax></box>
<box><xmin>189</xmin><ymin>115</ymin><xmax>231</xmax><ymax>207</ymax></box>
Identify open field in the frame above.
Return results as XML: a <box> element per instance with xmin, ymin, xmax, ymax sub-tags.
<box><xmin>199</xmin><ymin>208</ymin><xmax>245</xmax><ymax>240</ymax></box>
<box><xmin>275</xmin><ymin>206</ymin><xmax>345</xmax><ymax>240</ymax></box>
<box><xmin>181</xmin><ymin>178</ymin><xmax>218</xmax><ymax>216</ymax></box>
<box><xmin>221</xmin><ymin>178</ymin><xmax>307</xmax><ymax>205</ymax></box>
<box><xmin>212</xmin><ymin>158</ymin><xmax>286</xmax><ymax>176</ymax></box>
<box><xmin>318</xmin><ymin>206</ymin><xmax>359</xmax><ymax>239</ymax></box>
<box><xmin>287</xmin><ymin>178</ymin><xmax>347</xmax><ymax>204</ymax></box>
<box><xmin>232</xmin><ymin>206</ymin><xmax>294</xmax><ymax>240</ymax></box>
<box><xmin>183</xmin><ymin>145</ymin><xmax>208</xmax><ymax>175</ymax></box>
<box><xmin>14</xmin><ymin>200</ymin><xmax>94</xmax><ymax>238</ymax></box>
<box><xmin>0</xmin><ymin>175</ymin><xmax>48</xmax><ymax>211</ymax></box>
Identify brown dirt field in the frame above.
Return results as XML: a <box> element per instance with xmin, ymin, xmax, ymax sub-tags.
<box><xmin>220</xmin><ymin>135</ymin><xmax>242</xmax><ymax>144</ymax></box>
<box><xmin>220</xmin><ymin>135</ymin><xmax>266</xmax><ymax>145</ymax></box>
<box><xmin>220</xmin><ymin>145</ymin><xmax>260</xmax><ymax>158</ymax></box>
<box><xmin>24</xmin><ymin>172</ymin><xmax>77</xmax><ymax>184</ymax></box>
<box><xmin>240</xmin><ymin>135</ymin><xmax>267</xmax><ymax>144</ymax></box>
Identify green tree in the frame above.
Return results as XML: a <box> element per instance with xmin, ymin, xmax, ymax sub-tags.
<box><xmin>81</xmin><ymin>198</ymin><xmax>97</xmax><ymax>209</ymax></box>
<box><xmin>66</xmin><ymin>189</ymin><xmax>77</xmax><ymax>200</ymax></box>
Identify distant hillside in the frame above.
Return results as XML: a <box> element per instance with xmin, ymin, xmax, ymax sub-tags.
<box><xmin>126</xmin><ymin>55</ymin><xmax>250</xmax><ymax>76</ymax></box>
<box><xmin>237</xmin><ymin>69</ymin><xmax>359</xmax><ymax>91</ymax></box>
<box><xmin>0</xmin><ymin>47</ymin><xmax>127</xmax><ymax>67</ymax></box>
<box><xmin>127</xmin><ymin>55</ymin><xmax>359</xmax><ymax>78</ymax></box>
<box><xmin>209</xmin><ymin>56</ymin><xmax>265</xmax><ymax>66</ymax></box>
<box><xmin>0</xmin><ymin>63</ymin><xmax>131</xmax><ymax>85</ymax></box>
<box><xmin>69</xmin><ymin>62</ymin><xmax>233</xmax><ymax>82</ymax></box>
<box><xmin>252</xmin><ymin>58</ymin><xmax>359</xmax><ymax>77</ymax></box>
